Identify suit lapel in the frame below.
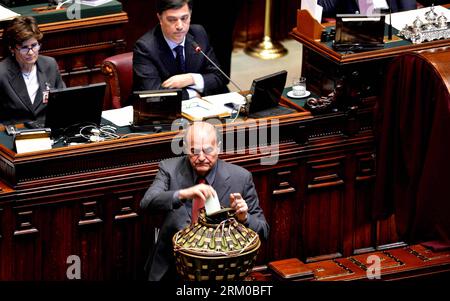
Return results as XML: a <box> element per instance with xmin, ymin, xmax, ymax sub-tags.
<box><xmin>177</xmin><ymin>157</ymin><xmax>196</xmax><ymax>218</ymax></box>
<box><xmin>33</xmin><ymin>58</ymin><xmax>47</xmax><ymax>114</ymax></box>
<box><xmin>211</xmin><ymin>160</ymin><xmax>231</xmax><ymax>206</ymax></box>
<box><xmin>155</xmin><ymin>26</ymin><xmax>179</xmax><ymax>75</ymax></box>
<box><xmin>8</xmin><ymin>59</ymin><xmax>34</xmax><ymax>113</ymax></box>
<box><xmin>178</xmin><ymin>159</ymin><xmax>231</xmax><ymax>215</ymax></box>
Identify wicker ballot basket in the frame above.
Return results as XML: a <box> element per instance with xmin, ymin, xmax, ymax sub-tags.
<box><xmin>172</xmin><ymin>208</ymin><xmax>260</xmax><ymax>281</ymax></box>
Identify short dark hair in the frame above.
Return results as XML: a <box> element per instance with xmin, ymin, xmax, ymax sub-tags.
<box><xmin>156</xmin><ymin>0</ymin><xmax>192</xmax><ymax>14</ymax></box>
<box><xmin>4</xmin><ymin>16</ymin><xmax>43</xmax><ymax>52</ymax></box>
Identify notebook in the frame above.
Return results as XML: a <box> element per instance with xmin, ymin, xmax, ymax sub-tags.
<box><xmin>333</xmin><ymin>14</ymin><xmax>385</xmax><ymax>52</ymax></box>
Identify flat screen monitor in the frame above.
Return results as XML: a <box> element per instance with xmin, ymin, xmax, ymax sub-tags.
<box><xmin>333</xmin><ymin>14</ymin><xmax>385</xmax><ymax>52</ymax></box>
<box><xmin>132</xmin><ymin>89</ymin><xmax>182</xmax><ymax>127</ymax></box>
<box><xmin>248</xmin><ymin>70</ymin><xmax>287</xmax><ymax>114</ymax></box>
<box><xmin>45</xmin><ymin>83</ymin><xmax>106</xmax><ymax>135</ymax></box>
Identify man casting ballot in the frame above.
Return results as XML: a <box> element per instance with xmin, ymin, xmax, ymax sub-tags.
<box><xmin>140</xmin><ymin>121</ymin><xmax>269</xmax><ymax>280</ymax></box>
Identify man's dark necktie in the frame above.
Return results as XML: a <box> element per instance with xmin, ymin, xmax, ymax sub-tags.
<box><xmin>174</xmin><ymin>45</ymin><xmax>186</xmax><ymax>73</ymax></box>
<box><xmin>192</xmin><ymin>177</ymin><xmax>206</xmax><ymax>224</ymax></box>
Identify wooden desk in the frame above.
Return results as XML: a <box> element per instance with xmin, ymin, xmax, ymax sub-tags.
<box><xmin>0</xmin><ymin>101</ymin><xmax>400</xmax><ymax>280</ymax></box>
<box><xmin>290</xmin><ymin>22</ymin><xmax>450</xmax><ymax>109</ymax></box>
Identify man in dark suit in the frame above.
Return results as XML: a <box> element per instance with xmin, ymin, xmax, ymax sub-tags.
<box><xmin>140</xmin><ymin>121</ymin><xmax>269</xmax><ymax>281</ymax></box>
<box><xmin>133</xmin><ymin>0</ymin><xmax>229</xmax><ymax>100</ymax></box>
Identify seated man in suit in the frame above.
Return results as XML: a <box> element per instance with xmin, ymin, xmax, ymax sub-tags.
<box><xmin>133</xmin><ymin>0</ymin><xmax>229</xmax><ymax>100</ymax></box>
<box><xmin>140</xmin><ymin>121</ymin><xmax>269</xmax><ymax>281</ymax></box>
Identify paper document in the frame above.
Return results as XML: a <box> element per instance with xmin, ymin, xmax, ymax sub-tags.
<box><xmin>301</xmin><ymin>0</ymin><xmax>323</xmax><ymax>23</ymax></box>
<box><xmin>386</xmin><ymin>5</ymin><xmax>450</xmax><ymax>31</ymax></box>
<box><xmin>15</xmin><ymin>136</ymin><xmax>52</xmax><ymax>154</ymax></box>
<box><xmin>101</xmin><ymin>105</ymin><xmax>133</xmax><ymax>127</ymax></box>
<box><xmin>202</xmin><ymin>92</ymin><xmax>246</xmax><ymax>106</ymax></box>
<box><xmin>0</xmin><ymin>4</ymin><xmax>20</xmax><ymax>22</ymax></box>
<box><xmin>182</xmin><ymin>98</ymin><xmax>232</xmax><ymax>121</ymax></box>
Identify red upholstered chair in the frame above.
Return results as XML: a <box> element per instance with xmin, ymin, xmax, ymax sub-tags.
<box><xmin>101</xmin><ymin>52</ymin><xmax>133</xmax><ymax>110</ymax></box>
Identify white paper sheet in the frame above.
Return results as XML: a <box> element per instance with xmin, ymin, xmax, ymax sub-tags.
<box><xmin>182</xmin><ymin>98</ymin><xmax>232</xmax><ymax>121</ymax></box>
<box><xmin>0</xmin><ymin>4</ymin><xmax>20</xmax><ymax>22</ymax></box>
<box><xmin>301</xmin><ymin>0</ymin><xmax>323</xmax><ymax>23</ymax></box>
<box><xmin>202</xmin><ymin>92</ymin><xmax>246</xmax><ymax>106</ymax></box>
<box><xmin>15</xmin><ymin>137</ymin><xmax>52</xmax><ymax>154</ymax></box>
<box><xmin>101</xmin><ymin>105</ymin><xmax>133</xmax><ymax>127</ymax></box>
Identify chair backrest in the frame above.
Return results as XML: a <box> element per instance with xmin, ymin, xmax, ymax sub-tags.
<box><xmin>101</xmin><ymin>52</ymin><xmax>133</xmax><ymax>109</ymax></box>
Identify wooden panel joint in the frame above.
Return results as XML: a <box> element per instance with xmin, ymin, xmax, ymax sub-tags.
<box><xmin>14</xmin><ymin>210</ymin><xmax>39</xmax><ymax>236</ymax></box>
<box><xmin>78</xmin><ymin>201</ymin><xmax>103</xmax><ymax>226</ymax></box>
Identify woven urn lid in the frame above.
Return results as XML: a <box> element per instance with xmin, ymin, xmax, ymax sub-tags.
<box><xmin>172</xmin><ymin>208</ymin><xmax>261</xmax><ymax>281</ymax></box>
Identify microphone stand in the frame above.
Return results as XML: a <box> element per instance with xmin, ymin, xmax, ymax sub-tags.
<box><xmin>192</xmin><ymin>42</ymin><xmax>252</xmax><ymax>115</ymax></box>
<box><xmin>195</xmin><ymin>47</ymin><xmax>243</xmax><ymax>93</ymax></box>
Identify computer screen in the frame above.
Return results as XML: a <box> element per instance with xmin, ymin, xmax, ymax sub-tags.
<box><xmin>132</xmin><ymin>89</ymin><xmax>182</xmax><ymax>126</ymax></box>
<box><xmin>45</xmin><ymin>83</ymin><xmax>106</xmax><ymax>135</ymax></box>
<box><xmin>248</xmin><ymin>70</ymin><xmax>287</xmax><ymax>114</ymax></box>
<box><xmin>333</xmin><ymin>14</ymin><xmax>385</xmax><ymax>51</ymax></box>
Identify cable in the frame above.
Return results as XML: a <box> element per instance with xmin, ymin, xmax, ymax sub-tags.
<box><xmin>229</xmin><ymin>105</ymin><xmax>242</xmax><ymax>123</ymax></box>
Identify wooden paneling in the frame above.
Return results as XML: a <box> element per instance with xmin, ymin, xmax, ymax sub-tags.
<box><xmin>0</xmin><ymin>106</ymin><xmax>405</xmax><ymax>280</ymax></box>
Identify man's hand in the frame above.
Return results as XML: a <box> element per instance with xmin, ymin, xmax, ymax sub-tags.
<box><xmin>179</xmin><ymin>184</ymin><xmax>215</xmax><ymax>203</ymax></box>
<box><xmin>230</xmin><ymin>193</ymin><xmax>248</xmax><ymax>223</ymax></box>
<box><xmin>162</xmin><ymin>74</ymin><xmax>194</xmax><ymax>89</ymax></box>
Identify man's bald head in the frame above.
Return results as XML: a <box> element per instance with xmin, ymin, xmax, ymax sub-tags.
<box><xmin>184</xmin><ymin>122</ymin><xmax>220</xmax><ymax>176</ymax></box>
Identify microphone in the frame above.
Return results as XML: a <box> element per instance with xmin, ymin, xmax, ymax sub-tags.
<box><xmin>192</xmin><ymin>41</ymin><xmax>244</xmax><ymax>93</ymax></box>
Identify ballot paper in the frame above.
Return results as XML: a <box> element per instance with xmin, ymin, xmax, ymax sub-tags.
<box><xmin>204</xmin><ymin>191</ymin><xmax>221</xmax><ymax>216</ymax></box>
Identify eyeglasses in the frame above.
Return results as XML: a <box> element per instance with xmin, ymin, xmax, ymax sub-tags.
<box><xmin>16</xmin><ymin>43</ymin><xmax>41</xmax><ymax>55</ymax></box>
<box><xmin>189</xmin><ymin>146</ymin><xmax>217</xmax><ymax>156</ymax></box>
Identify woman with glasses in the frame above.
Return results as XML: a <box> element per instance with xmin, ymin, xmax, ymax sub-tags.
<box><xmin>0</xmin><ymin>16</ymin><xmax>65</xmax><ymax>125</ymax></box>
